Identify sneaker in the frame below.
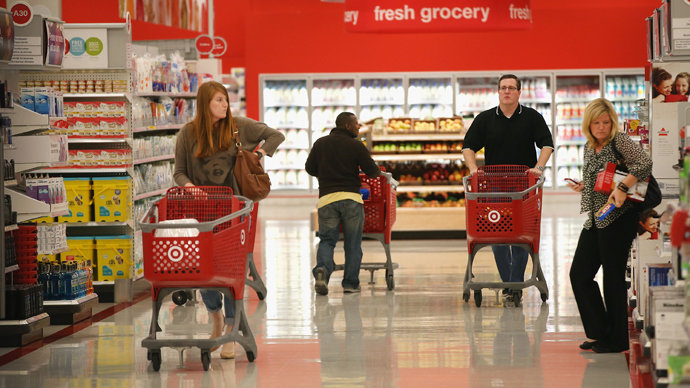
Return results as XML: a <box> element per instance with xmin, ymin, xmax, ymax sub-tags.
<box><xmin>501</xmin><ymin>291</ymin><xmax>514</xmax><ymax>307</ymax></box>
<box><xmin>343</xmin><ymin>285</ymin><xmax>361</xmax><ymax>293</ymax></box>
<box><xmin>314</xmin><ymin>268</ymin><xmax>328</xmax><ymax>296</ymax></box>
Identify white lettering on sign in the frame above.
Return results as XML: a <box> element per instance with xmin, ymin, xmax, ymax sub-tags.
<box><xmin>509</xmin><ymin>4</ymin><xmax>531</xmax><ymax>20</ymax></box>
<box><xmin>374</xmin><ymin>5</ymin><xmax>415</xmax><ymax>22</ymax></box>
<box><xmin>420</xmin><ymin>7</ymin><xmax>489</xmax><ymax>23</ymax></box>
<box><xmin>344</xmin><ymin>10</ymin><xmax>359</xmax><ymax>25</ymax></box>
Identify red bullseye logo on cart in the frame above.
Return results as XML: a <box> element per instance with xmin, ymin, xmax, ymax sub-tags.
<box><xmin>241</xmin><ymin>229</ymin><xmax>246</xmax><ymax>245</ymax></box>
<box><xmin>488</xmin><ymin>210</ymin><xmax>501</xmax><ymax>223</ymax></box>
<box><xmin>167</xmin><ymin>246</ymin><xmax>184</xmax><ymax>262</ymax></box>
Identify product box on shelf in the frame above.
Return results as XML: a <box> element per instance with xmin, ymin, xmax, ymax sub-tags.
<box><xmin>96</xmin><ymin>235</ymin><xmax>132</xmax><ymax>281</ymax></box>
<box><xmin>58</xmin><ymin>178</ymin><xmax>92</xmax><ymax>222</ymax></box>
<box><xmin>92</xmin><ymin>177</ymin><xmax>131</xmax><ymax>222</ymax></box>
<box><xmin>61</xmin><ymin>237</ymin><xmax>96</xmax><ymax>265</ymax></box>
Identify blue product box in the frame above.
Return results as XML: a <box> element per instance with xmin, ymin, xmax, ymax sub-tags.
<box><xmin>34</xmin><ymin>87</ymin><xmax>50</xmax><ymax>115</ymax></box>
<box><xmin>20</xmin><ymin>88</ymin><xmax>34</xmax><ymax>112</ymax></box>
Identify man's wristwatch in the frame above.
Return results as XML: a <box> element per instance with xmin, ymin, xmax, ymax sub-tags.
<box><xmin>536</xmin><ymin>166</ymin><xmax>545</xmax><ymax>172</ymax></box>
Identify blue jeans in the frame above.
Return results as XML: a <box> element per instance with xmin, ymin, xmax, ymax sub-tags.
<box><xmin>200</xmin><ymin>290</ymin><xmax>235</xmax><ymax>325</ymax></box>
<box><xmin>492</xmin><ymin>245</ymin><xmax>529</xmax><ymax>283</ymax></box>
<box><xmin>312</xmin><ymin>199</ymin><xmax>364</xmax><ymax>289</ymax></box>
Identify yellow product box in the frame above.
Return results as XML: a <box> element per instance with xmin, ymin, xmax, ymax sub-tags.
<box><xmin>37</xmin><ymin>253</ymin><xmax>56</xmax><ymax>263</ymax></box>
<box><xmin>96</xmin><ymin>236</ymin><xmax>132</xmax><ymax>281</ymax></box>
<box><xmin>58</xmin><ymin>178</ymin><xmax>92</xmax><ymax>222</ymax></box>
<box><xmin>61</xmin><ymin>237</ymin><xmax>95</xmax><ymax>265</ymax></box>
<box><xmin>92</xmin><ymin>177</ymin><xmax>131</xmax><ymax>222</ymax></box>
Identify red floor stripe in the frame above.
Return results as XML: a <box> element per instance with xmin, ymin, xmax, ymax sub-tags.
<box><xmin>0</xmin><ymin>289</ymin><xmax>151</xmax><ymax>367</ymax></box>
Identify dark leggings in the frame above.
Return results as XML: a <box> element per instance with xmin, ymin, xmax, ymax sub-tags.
<box><xmin>569</xmin><ymin>209</ymin><xmax>637</xmax><ymax>348</ymax></box>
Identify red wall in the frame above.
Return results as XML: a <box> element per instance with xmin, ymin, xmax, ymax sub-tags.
<box><xmin>60</xmin><ymin>0</ymin><xmax>662</xmax><ymax>118</ymax></box>
<box><xmin>218</xmin><ymin>0</ymin><xmax>660</xmax><ymax>118</ymax></box>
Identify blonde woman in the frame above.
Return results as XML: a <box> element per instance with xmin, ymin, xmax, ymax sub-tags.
<box><xmin>566</xmin><ymin>98</ymin><xmax>651</xmax><ymax>353</ymax></box>
<box><xmin>174</xmin><ymin>81</ymin><xmax>284</xmax><ymax>359</ymax></box>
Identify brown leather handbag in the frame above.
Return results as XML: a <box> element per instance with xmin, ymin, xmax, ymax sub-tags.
<box><xmin>232</xmin><ymin>127</ymin><xmax>271</xmax><ymax>201</ymax></box>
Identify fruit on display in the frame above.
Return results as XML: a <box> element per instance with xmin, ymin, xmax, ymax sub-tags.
<box><xmin>397</xmin><ymin>192</ymin><xmax>465</xmax><ymax>207</ymax></box>
<box><xmin>397</xmin><ymin>142</ymin><xmax>423</xmax><ymax>152</ymax></box>
<box><xmin>439</xmin><ymin>118</ymin><xmax>464</xmax><ymax>133</ymax></box>
<box><xmin>381</xmin><ymin>161</ymin><xmax>469</xmax><ymax>186</ymax></box>
<box><xmin>372</xmin><ymin>143</ymin><xmax>397</xmax><ymax>153</ymax></box>
<box><xmin>387</xmin><ymin>118</ymin><xmax>412</xmax><ymax>133</ymax></box>
<box><xmin>413</xmin><ymin>120</ymin><xmax>436</xmax><ymax>133</ymax></box>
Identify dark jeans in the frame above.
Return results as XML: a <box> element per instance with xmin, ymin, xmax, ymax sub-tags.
<box><xmin>492</xmin><ymin>245</ymin><xmax>530</xmax><ymax>283</ymax></box>
<box><xmin>569</xmin><ymin>210</ymin><xmax>637</xmax><ymax>349</ymax></box>
<box><xmin>312</xmin><ymin>199</ymin><xmax>364</xmax><ymax>289</ymax></box>
<box><xmin>200</xmin><ymin>290</ymin><xmax>235</xmax><ymax>325</ymax></box>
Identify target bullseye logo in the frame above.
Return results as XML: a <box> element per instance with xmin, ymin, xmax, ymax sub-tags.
<box><xmin>241</xmin><ymin>229</ymin><xmax>246</xmax><ymax>245</ymax></box>
<box><xmin>488</xmin><ymin>210</ymin><xmax>501</xmax><ymax>223</ymax></box>
<box><xmin>167</xmin><ymin>246</ymin><xmax>184</xmax><ymax>262</ymax></box>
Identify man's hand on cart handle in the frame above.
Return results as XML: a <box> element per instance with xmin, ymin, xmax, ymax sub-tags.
<box><xmin>528</xmin><ymin>166</ymin><xmax>545</xmax><ymax>177</ymax></box>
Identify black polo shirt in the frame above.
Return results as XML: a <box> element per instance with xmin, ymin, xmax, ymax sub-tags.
<box><xmin>462</xmin><ymin>104</ymin><xmax>554</xmax><ymax>167</ymax></box>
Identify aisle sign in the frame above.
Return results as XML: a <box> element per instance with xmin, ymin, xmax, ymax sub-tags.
<box><xmin>10</xmin><ymin>1</ymin><xmax>33</xmax><ymax>27</ymax></box>
<box><xmin>195</xmin><ymin>34</ymin><xmax>213</xmax><ymax>54</ymax></box>
<box><xmin>62</xmin><ymin>28</ymin><xmax>108</xmax><ymax>69</ymax></box>
<box><xmin>211</xmin><ymin>37</ymin><xmax>227</xmax><ymax>57</ymax></box>
<box><xmin>44</xmin><ymin>19</ymin><xmax>64</xmax><ymax>66</ymax></box>
<box><xmin>343</xmin><ymin>0</ymin><xmax>532</xmax><ymax>33</ymax></box>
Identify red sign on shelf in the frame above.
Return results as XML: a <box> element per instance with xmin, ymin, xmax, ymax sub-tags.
<box><xmin>11</xmin><ymin>1</ymin><xmax>33</xmax><ymax>27</ymax></box>
<box><xmin>343</xmin><ymin>0</ymin><xmax>532</xmax><ymax>33</ymax></box>
<box><xmin>211</xmin><ymin>37</ymin><xmax>227</xmax><ymax>57</ymax></box>
<box><xmin>195</xmin><ymin>34</ymin><xmax>213</xmax><ymax>54</ymax></box>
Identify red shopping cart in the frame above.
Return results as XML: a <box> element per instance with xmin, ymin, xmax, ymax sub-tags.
<box><xmin>329</xmin><ymin>172</ymin><xmax>398</xmax><ymax>290</ymax></box>
<box><xmin>462</xmin><ymin>165</ymin><xmax>548</xmax><ymax>307</ymax></box>
<box><xmin>138</xmin><ymin>186</ymin><xmax>257</xmax><ymax>371</ymax></box>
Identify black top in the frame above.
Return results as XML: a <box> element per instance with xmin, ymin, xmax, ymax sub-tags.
<box><xmin>462</xmin><ymin>104</ymin><xmax>554</xmax><ymax>167</ymax></box>
<box><xmin>305</xmin><ymin>127</ymin><xmax>381</xmax><ymax>198</ymax></box>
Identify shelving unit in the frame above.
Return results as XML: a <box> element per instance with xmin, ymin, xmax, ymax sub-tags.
<box><xmin>42</xmin><ymin>293</ymin><xmax>99</xmax><ymax>325</ymax></box>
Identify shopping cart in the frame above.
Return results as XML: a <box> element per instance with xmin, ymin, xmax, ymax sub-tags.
<box><xmin>169</xmin><ymin>201</ymin><xmax>266</xmax><ymax>305</ymax></box>
<box><xmin>138</xmin><ymin>186</ymin><xmax>257</xmax><ymax>371</ymax></box>
<box><xmin>462</xmin><ymin>165</ymin><xmax>548</xmax><ymax>307</ymax></box>
<box><xmin>328</xmin><ymin>171</ymin><xmax>398</xmax><ymax>290</ymax></box>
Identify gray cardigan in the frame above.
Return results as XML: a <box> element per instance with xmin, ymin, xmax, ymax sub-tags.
<box><xmin>173</xmin><ymin>116</ymin><xmax>285</xmax><ymax>195</ymax></box>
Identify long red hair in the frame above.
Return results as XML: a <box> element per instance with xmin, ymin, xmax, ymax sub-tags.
<box><xmin>192</xmin><ymin>81</ymin><xmax>237</xmax><ymax>158</ymax></box>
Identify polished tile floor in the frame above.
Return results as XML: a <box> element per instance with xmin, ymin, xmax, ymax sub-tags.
<box><xmin>0</xmin><ymin>195</ymin><xmax>632</xmax><ymax>387</ymax></box>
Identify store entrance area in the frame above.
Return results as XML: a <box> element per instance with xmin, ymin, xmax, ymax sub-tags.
<box><xmin>0</xmin><ymin>194</ymin><xmax>632</xmax><ymax>387</ymax></box>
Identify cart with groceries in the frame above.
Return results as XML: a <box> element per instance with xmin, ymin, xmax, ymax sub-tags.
<box><xmin>462</xmin><ymin>165</ymin><xmax>549</xmax><ymax>307</ymax></box>
<box><xmin>138</xmin><ymin>186</ymin><xmax>257</xmax><ymax>371</ymax></box>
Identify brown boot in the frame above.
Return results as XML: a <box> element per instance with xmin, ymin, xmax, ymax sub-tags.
<box><xmin>209</xmin><ymin>311</ymin><xmax>224</xmax><ymax>352</ymax></box>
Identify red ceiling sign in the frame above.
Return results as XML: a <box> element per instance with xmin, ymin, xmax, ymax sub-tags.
<box><xmin>343</xmin><ymin>0</ymin><xmax>532</xmax><ymax>33</ymax></box>
<box><xmin>195</xmin><ymin>35</ymin><xmax>214</xmax><ymax>54</ymax></box>
<box><xmin>211</xmin><ymin>37</ymin><xmax>227</xmax><ymax>57</ymax></box>
<box><xmin>11</xmin><ymin>1</ymin><xmax>33</xmax><ymax>27</ymax></box>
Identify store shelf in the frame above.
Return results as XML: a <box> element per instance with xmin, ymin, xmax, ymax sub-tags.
<box><xmin>3</xmin><ymin>180</ymin><xmax>17</xmax><ymax>186</ymax></box>
<box><xmin>132</xmin><ymin>124</ymin><xmax>184</xmax><ymax>133</ymax></box>
<box><xmin>62</xmin><ymin>221</ymin><xmax>130</xmax><ymax>228</ymax></box>
<box><xmin>372</xmin><ymin>153</ymin><xmax>470</xmax><ymax>162</ymax></box>
<box><xmin>133</xmin><ymin>154</ymin><xmax>175</xmax><ymax>165</ymax></box>
<box><xmin>3</xmin><ymin>144</ymin><xmax>15</xmax><ymax>150</ymax></box>
<box><xmin>35</xmin><ymin>167</ymin><xmax>131</xmax><ymax>174</ymax></box>
<box><xmin>6</xmin><ymin>105</ymin><xmax>49</xmax><ymax>135</ymax></box>
<box><xmin>0</xmin><ymin>312</ymin><xmax>50</xmax><ymax>326</ymax></box>
<box><xmin>43</xmin><ymin>293</ymin><xmax>99</xmax><ymax>325</ymax></box>
<box><xmin>397</xmin><ymin>185</ymin><xmax>465</xmax><ymax>193</ymax></box>
<box><xmin>63</xmin><ymin>93</ymin><xmax>130</xmax><ymax>99</ymax></box>
<box><xmin>4</xmin><ymin>224</ymin><xmax>18</xmax><ymax>232</ymax></box>
<box><xmin>520</xmin><ymin>98</ymin><xmax>553</xmax><ymax>104</ymax></box>
<box><xmin>5</xmin><ymin>187</ymin><xmax>69</xmax><ymax>222</ymax></box>
<box><xmin>373</xmin><ymin>134</ymin><xmax>465</xmax><ymax>141</ymax></box>
<box><xmin>556</xmin><ymin>120</ymin><xmax>583</xmax><ymax>125</ymax></box>
<box><xmin>43</xmin><ymin>293</ymin><xmax>98</xmax><ymax>307</ymax></box>
<box><xmin>556</xmin><ymin>98</ymin><xmax>591</xmax><ymax>103</ymax></box>
<box><xmin>134</xmin><ymin>91</ymin><xmax>197</xmax><ymax>98</ymax></box>
<box><xmin>0</xmin><ymin>108</ymin><xmax>14</xmax><ymax>114</ymax></box>
<box><xmin>93</xmin><ymin>281</ymin><xmax>114</xmax><ymax>286</ymax></box>
<box><xmin>134</xmin><ymin>188</ymin><xmax>169</xmax><ymax>201</ymax></box>
<box><xmin>68</xmin><ymin>138</ymin><xmax>129</xmax><ymax>144</ymax></box>
<box><xmin>4</xmin><ymin>264</ymin><xmax>18</xmax><ymax>274</ymax></box>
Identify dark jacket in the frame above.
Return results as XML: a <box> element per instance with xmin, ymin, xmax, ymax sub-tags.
<box><xmin>305</xmin><ymin>127</ymin><xmax>380</xmax><ymax>198</ymax></box>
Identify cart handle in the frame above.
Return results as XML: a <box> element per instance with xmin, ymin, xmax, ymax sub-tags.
<box><xmin>137</xmin><ymin>195</ymin><xmax>254</xmax><ymax>233</ymax></box>
<box><xmin>381</xmin><ymin>171</ymin><xmax>399</xmax><ymax>189</ymax></box>
<box><xmin>463</xmin><ymin>174</ymin><xmax>545</xmax><ymax>200</ymax></box>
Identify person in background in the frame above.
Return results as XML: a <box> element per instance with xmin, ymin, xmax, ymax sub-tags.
<box><xmin>652</xmin><ymin>67</ymin><xmax>673</xmax><ymax>102</ymax></box>
<box><xmin>174</xmin><ymin>80</ymin><xmax>284</xmax><ymax>359</ymax></box>
<box><xmin>667</xmin><ymin>72</ymin><xmax>690</xmax><ymax>102</ymax></box>
<box><xmin>306</xmin><ymin>112</ymin><xmax>381</xmax><ymax>295</ymax></box>
<box><xmin>638</xmin><ymin>208</ymin><xmax>661</xmax><ymax>240</ymax></box>
<box><xmin>566</xmin><ymin>98</ymin><xmax>652</xmax><ymax>353</ymax></box>
<box><xmin>461</xmin><ymin>74</ymin><xmax>554</xmax><ymax>306</ymax></box>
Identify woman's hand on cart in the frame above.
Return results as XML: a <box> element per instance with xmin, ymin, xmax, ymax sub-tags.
<box><xmin>182</xmin><ymin>183</ymin><xmax>209</xmax><ymax>199</ymax></box>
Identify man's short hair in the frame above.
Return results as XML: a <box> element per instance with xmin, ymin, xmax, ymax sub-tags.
<box><xmin>335</xmin><ymin>112</ymin><xmax>356</xmax><ymax>128</ymax></box>
<box><xmin>498</xmin><ymin>74</ymin><xmax>521</xmax><ymax>91</ymax></box>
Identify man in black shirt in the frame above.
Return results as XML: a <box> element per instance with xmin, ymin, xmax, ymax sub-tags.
<box><xmin>306</xmin><ymin>112</ymin><xmax>381</xmax><ymax>295</ymax></box>
<box><xmin>461</xmin><ymin>74</ymin><xmax>554</xmax><ymax>306</ymax></box>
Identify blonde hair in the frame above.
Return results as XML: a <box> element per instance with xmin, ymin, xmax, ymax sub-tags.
<box><xmin>582</xmin><ymin>98</ymin><xmax>619</xmax><ymax>148</ymax></box>
<box><xmin>192</xmin><ymin>81</ymin><xmax>236</xmax><ymax>158</ymax></box>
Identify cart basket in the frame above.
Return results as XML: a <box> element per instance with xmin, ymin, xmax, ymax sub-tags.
<box><xmin>138</xmin><ymin>186</ymin><xmax>253</xmax><ymax>300</ymax></box>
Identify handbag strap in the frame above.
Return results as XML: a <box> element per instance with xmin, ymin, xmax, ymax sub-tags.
<box><xmin>610</xmin><ymin>136</ymin><xmax>624</xmax><ymax>164</ymax></box>
<box><xmin>232</xmin><ymin>121</ymin><xmax>242</xmax><ymax>149</ymax></box>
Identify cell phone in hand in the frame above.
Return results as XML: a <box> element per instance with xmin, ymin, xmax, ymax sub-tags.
<box><xmin>564</xmin><ymin>178</ymin><xmax>580</xmax><ymax>185</ymax></box>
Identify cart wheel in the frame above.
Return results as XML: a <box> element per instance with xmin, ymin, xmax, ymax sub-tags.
<box><xmin>474</xmin><ymin>291</ymin><xmax>482</xmax><ymax>307</ymax></box>
<box><xmin>386</xmin><ymin>274</ymin><xmax>395</xmax><ymax>290</ymax></box>
<box><xmin>147</xmin><ymin>350</ymin><xmax>151</xmax><ymax>361</ymax></box>
<box><xmin>513</xmin><ymin>291</ymin><xmax>522</xmax><ymax>308</ymax></box>
<box><xmin>151</xmin><ymin>351</ymin><xmax>161</xmax><ymax>372</ymax></box>
<box><xmin>462</xmin><ymin>292</ymin><xmax>470</xmax><ymax>303</ymax></box>
<box><xmin>540</xmin><ymin>293</ymin><xmax>548</xmax><ymax>302</ymax></box>
<box><xmin>201</xmin><ymin>351</ymin><xmax>211</xmax><ymax>371</ymax></box>
<box><xmin>172</xmin><ymin>290</ymin><xmax>188</xmax><ymax>306</ymax></box>
<box><xmin>246</xmin><ymin>351</ymin><xmax>256</xmax><ymax>362</ymax></box>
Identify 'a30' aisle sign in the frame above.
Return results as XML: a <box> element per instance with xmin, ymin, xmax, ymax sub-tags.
<box><xmin>343</xmin><ymin>0</ymin><xmax>532</xmax><ymax>33</ymax></box>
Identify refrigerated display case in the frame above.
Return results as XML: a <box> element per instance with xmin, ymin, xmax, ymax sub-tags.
<box><xmin>260</xmin><ymin>69</ymin><xmax>644</xmax><ymax>235</ymax></box>
<box><xmin>554</xmin><ymin>74</ymin><xmax>600</xmax><ymax>188</ymax></box>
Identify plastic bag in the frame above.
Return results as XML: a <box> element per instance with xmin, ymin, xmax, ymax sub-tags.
<box><xmin>154</xmin><ymin>218</ymin><xmax>200</xmax><ymax>238</ymax></box>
